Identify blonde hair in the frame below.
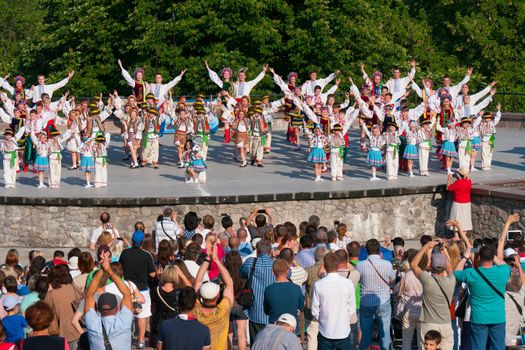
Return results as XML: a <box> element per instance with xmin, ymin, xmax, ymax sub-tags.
<box><xmin>96</xmin><ymin>231</ymin><xmax>113</xmax><ymax>247</ymax></box>
<box><xmin>447</xmin><ymin>240</ymin><xmax>462</xmax><ymax>269</ymax></box>
<box><xmin>159</xmin><ymin>265</ymin><xmax>179</xmax><ymax>286</ymax></box>
<box><xmin>110</xmin><ymin>240</ymin><xmax>124</xmax><ymax>257</ymax></box>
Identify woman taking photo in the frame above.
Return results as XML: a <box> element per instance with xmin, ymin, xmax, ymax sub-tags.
<box><xmin>446</xmin><ymin>167</ymin><xmax>473</xmax><ymax>232</ymax></box>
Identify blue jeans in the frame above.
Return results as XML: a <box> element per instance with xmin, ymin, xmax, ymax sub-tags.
<box><xmin>359</xmin><ymin>302</ymin><xmax>391</xmax><ymax>350</ymax></box>
<box><xmin>470</xmin><ymin>322</ymin><xmax>505</xmax><ymax>350</ymax></box>
<box><xmin>318</xmin><ymin>332</ymin><xmax>352</xmax><ymax>350</ymax></box>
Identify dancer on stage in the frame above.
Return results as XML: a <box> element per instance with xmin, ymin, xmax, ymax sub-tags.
<box><xmin>124</xmin><ymin>107</ymin><xmax>143</xmax><ymax>169</ymax></box>
<box><xmin>384</xmin><ymin>121</ymin><xmax>401</xmax><ymax>180</ymax></box>
<box><xmin>361</xmin><ymin>123</ymin><xmax>386</xmax><ymax>181</ymax></box>
<box><xmin>169</xmin><ymin>107</ymin><xmax>193</xmax><ymax>168</ymax></box>
<box><xmin>307</xmin><ymin>125</ymin><xmax>328</xmax><ymax>182</ymax></box>
<box><xmin>93</xmin><ymin>134</ymin><xmax>109</xmax><ymax>188</ymax></box>
<box><xmin>141</xmin><ymin>108</ymin><xmax>162</xmax><ymax>168</ymax></box>
<box><xmin>329</xmin><ymin>123</ymin><xmax>349</xmax><ymax>181</ymax></box>
<box><xmin>31</xmin><ymin>71</ymin><xmax>74</xmax><ymax>103</ymax></box>
<box><xmin>186</xmin><ymin>137</ymin><xmax>207</xmax><ymax>183</ymax></box>
<box><xmin>118</xmin><ymin>59</ymin><xmax>148</xmax><ymax>102</ymax></box>
<box><xmin>385</xmin><ymin>60</ymin><xmax>417</xmax><ymax>95</ymax></box>
<box><xmin>249</xmin><ymin>107</ymin><xmax>268</xmax><ymax>167</ymax></box>
<box><xmin>436</xmin><ymin>120</ymin><xmax>458</xmax><ymax>174</ymax></box>
<box><xmin>456</xmin><ymin>117</ymin><xmax>474</xmax><ymax>170</ymax></box>
<box><xmin>301</xmin><ymin>70</ymin><xmax>339</xmax><ymax>97</ymax></box>
<box><xmin>148</xmin><ymin>70</ymin><xmax>186</xmax><ymax>104</ymax></box>
<box><xmin>437</xmin><ymin>68</ymin><xmax>473</xmax><ymax>101</ymax></box>
<box><xmin>30</xmin><ymin>128</ymin><xmax>50</xmax><ymax>189</ymax></box>
<box><xmin>401</xmin><ymin>120</ymin><xmax>420</xmax><ymax>177</ymax></box>
<box><xmin>205</xmin><ymin>61</ymin><xmax>268</xmax><ymax>99</ymax></box>
<box><xmin>417</xmin><ymin>116</ymin><xmax>436</xmax><ymax>176</ymax></box>
<box><xmin>46</xmin><ymin>125</ymin><xmax>71</xmax><ymax>189</ymax></box>
<box><xmin>1</xmin><ymin>127</ymin><xmax>25</xmax><ymax>188</ymax></box>
<box><xmin>261</xmin><ymin>95</ymin><xmax>285</xmax><ymax>153</ymax></box>
<box><xmin>232</xmin><ymin>109</ymin><xmax>250</xmax><ymax>167</ymax></box>
<box><xmin>0</xmin><ymin>75</ymin><xmax>33</xmax><ymax>101</ymax></box>
<box><xmin>480</xmin><ymin>104</ymin><xmax>502</xmax><ymax>171</ymax></box>
<box><xmin>79</xmin><ymin>137</ymin><xmax>96</xmax><ymax>188</ymax></box>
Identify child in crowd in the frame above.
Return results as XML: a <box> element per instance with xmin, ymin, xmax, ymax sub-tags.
<box><xmin>0</xmin><ymin>322</ymin><xmax>15</xmax><ymax>350</ymax></box>
<box><xmin>424</xmin><ymin>330</ymin><xmax>442</xmax><ymax>350</ymax></box>
<box><xmin>1</xmin><ymin>295</ymin><xmax>27</xmax><ymax>343</ymax></box>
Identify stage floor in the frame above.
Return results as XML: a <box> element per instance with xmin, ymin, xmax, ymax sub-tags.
<box><xmin>2</xmin><ymin>129</ymin><xmax>525</xmax><ymax>200</ymax></box>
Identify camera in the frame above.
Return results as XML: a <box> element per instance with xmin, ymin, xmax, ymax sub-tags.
<box><xmin>452</xmin><ymin>171</ymin><xmax>463</xmax><ymax>180</ymax></box>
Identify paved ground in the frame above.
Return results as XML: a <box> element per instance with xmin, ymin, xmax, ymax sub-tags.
<box><xmin>3</xmin><ymin>128</ymin><xmax>524</xmax><ymax>198</ymax></box>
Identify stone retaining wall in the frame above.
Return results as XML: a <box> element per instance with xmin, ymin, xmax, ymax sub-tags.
<box><xmin>1</xmin><ymin>191</ymin><xmax>449</xmax><ymax>247</ymax></box>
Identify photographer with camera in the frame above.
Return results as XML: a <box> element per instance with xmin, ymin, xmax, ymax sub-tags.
<box><xmin>246</xmin><ymin>208</ymin><xmax>276</xmax><ymax>240</ymax></box>
<box><xmin>89</xmin><ymin>212</ymin><xmax>120</xmax><ymax>251</ymax></box>
<box><xmin>154</xmin><ymin>207</ymin><xmax>181</xmax><ymax>252</ymax></box>
<box><xmin>446</xmin><ymin>167</ymin><xmax>473</xmax><ymax>232</ymax></box>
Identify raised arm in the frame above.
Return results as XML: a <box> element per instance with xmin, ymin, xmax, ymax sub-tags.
<box><xmin>472</xmin><ymin>91</ymin><xmax>495</xmax><ymax>115</ymax></box>
<box><xmin>411</xmin><ymin>240</ymin><xmax>437</xmax><ymax>278</ymax></box>
<box><xmin>470</xmin><ymin>82</ymin><xmax>494</xmax><ymax>105</ymax></box>
<box><xmin>118</xmin><ymin>60</ymin><xmax>135</xmax><ymax>87</ymax></box>
<box><xmin>46</xmin><ymin>72</ymin><xmax>73</xmax><ymax>93</ymax></box>
<box><xmin>211</xmin><ymin>244</ymin><xmax>234</xmax><ymax>305</ymax></box>
<box><xmin>494</xmin><ymin>104</ymin><xmax>502</xmax><ymax>125</ymax></box>
<box><xmin>205</xmin><ymin>61</ymin><xmax>224</xmax><ymax>89</ymax></box>
<box><xmin>247</xmin><ymin>64</ymin><xmax>268</xmax><ymax>87</ymax></box>
<box><xmin>497</xmin><ymin>214</ymin><xmax>520</xmax><ymax>261</ymax></box>
<box><xmin>164</xmin><ymin>70</ymin><xmax>186</xmax><ymax>91</ymax></box>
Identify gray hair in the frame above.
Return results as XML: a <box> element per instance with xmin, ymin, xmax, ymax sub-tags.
<box><xmin>163</xmin><ymin>207</ymin><xmax>173</xmax><ymax>217</ymax></box>
<box><xmin>314</xmin><ymin>228</ymin><xmax>328</xmax><ymax>243</ymax></box>
<box><xmin>506</xmin><ymin>273</ymin><xmax>523</xmax><ymax>293</ymax></box>
<box><xmin>314</xmin><ymin>246</ymin><xmax>329</xmax><ymax>262</ymax></box>
<box><xmin>256</xmin><ymin>239</ymin><xmax>272</xmax><ymax>255</ymax></box>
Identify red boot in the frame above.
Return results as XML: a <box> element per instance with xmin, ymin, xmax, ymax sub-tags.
<box><xmin>23</xmin><ymin>163</ymin><xmax>28</xmax><ymax>172</ymax></box>
<box><xmin>223</xmin><ymin>128</ymin><xmax>231</xmax><ymax>143</ymax></box>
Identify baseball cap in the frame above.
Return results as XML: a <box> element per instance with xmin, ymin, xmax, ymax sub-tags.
<box><xmin>504</xmin><ymin>248</ymin><xmax>518</xmax><ymax>258</ymax></box>
<box><xmin>132</xmin><ymin>230</ymin><xmax>145</xmax><ymax>244</ymax></box>
<box><xmin>200</xmin><ymin>282</ymin><xmax>220</xmax><ymax>300</ymax></box>
<box><xmin>97</xmin><ymin>293</ymin><xmax>118</xmax><ymax>313</ymax></box>
<box><xmin>277</xmin><ymin>313</ymin><xmax>297</xmax><ymax>329</ymax></box>
<box><xmin>431</xmin><ymin>253</ymin><xmax>447</xmax><ymax>269</ymax></box>
<box><xmin>3</xmin><ymin>295</ymin><xmax>22</xmax><ymax>311</ymax></box>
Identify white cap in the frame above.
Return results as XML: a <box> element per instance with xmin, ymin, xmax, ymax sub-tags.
<box><xmin>68</xmin><ymin>256</ymin><xmax>79</xmax><ymax>270</ymax></box>
<box><xmin>200</xmin><ymin>282</ymin><xmax>220</xmax><ymax>300</ymax></box>
<box><xmin>276</xmin><ymin>313</ymin><xmax>297</xmax><ymax>329</ymax></box>
<box><xmin>504</xmin><ymin>248</ymin><xmax>518</xmax><ymax>258</ymax></box>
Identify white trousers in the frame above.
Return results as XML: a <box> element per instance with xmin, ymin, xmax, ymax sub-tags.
<box><xmin>141</xmin><ymin>138</ymin><xmax>159</xmax><ymax>164</ymax></box>
<box><xmin>330</xmin><ymin>151</ymin><xmax>343</xmax><ymax>179</ymax></box>
<box><xmin>265</xmin><ymin>131</ymin><xmax>272</xmax><ymax>150</ymax></box>
<box><xmin>418</xmin><ymin>147</ymin><xmax>430</xmax><ymax>175</ymax></box>
<box><xmin>458</xmin><ymin>141</ymin><xmax>470</xmax><ymax>169</ymax></box>
<box><xmin>250</xmin><ymin>136</ymin><xmax>264</xmax><ymax>161</ymax></box>
<box><xmin>306</xmin><ymin>319</ymin><xmax>319</xmax><ymax>350</ymax></box>
<box><xmin>481</xmin><ymin>141</ymin><xmax>493</xmax><ymax>170</ymax></box>
<box><xmin>386</xmin><ymin>148</ymin><xmax>399</xmax><ymax>178</ymax></box>
<box><xmin>3</xmin><ymin>159</ymin><xmax>17</xmax><ymax>187</ymax></box>
<box><xmin>94</xmin><ymin>159</ymin><xmax>108</xmax><ymax>187</ymax></box>
<box><xmin>49</xmin><ymin>158</ymin><xmax>61</xmax><ymax>186</ymax></box>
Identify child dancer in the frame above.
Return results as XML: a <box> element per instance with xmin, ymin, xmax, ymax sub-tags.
<box><xmin>30</xmin><ymin>129</ymin><xmax>50</xmax><ymax>188</ymax></box>
<box><xmin>384</xmin><ymin>121</ymin><xmax>401</xmax><ymax>180</ymax></box>
<box><xmin>402</xmin><ymin>120</ymin><xmax>419</xmax><ymax>177</ymax></box>
<box><xmin>417</xmin><ymin>116</ymin><xmax>435</xmax><ymax>176</ymax></box>
<box><xmin>436</xmin><ymin>120</ymin><xmax>458</xmax><ymax>174</ymax></box>
<box><xmin>469</xmin><ymin>113</ymin><xmax>482</xmax><ymax>171</ymax></box>
<box><xmin>1</xmin><ymin>128</ymin><xmax>25</xmax><ymax>188</ymax></box>
<box><xmin>307</xmin><ymin>125</ymin><xmax>328</xmax><ymax>181</ymax></box>
<box><xmin>329</xmin><ymin>124</ymin><xmax>347</xmax><ymax>181</ymax></box>
<box><xmin>47</xmin><ymin>125</ymin><xmax>71</xmax><ymax>188</ymax></box>
<box><xmin>456</xmin><ymin>117</ymin><xmax>474</xmax><ymax>170</ymax></box>
<box><xmin>249</xmin><ymin>108</ymin><xmax>268</xmax><ymax>167</ymax></box>
<box><xmin>361</xmin><ymin>122</ymin><xmax>385</xmax><ymax>181</ymax></box>
<box><xmin>125</xmin><ymin>107</ymin><xmax>143</xmax><ymax>169</ymax></box>
<box><xmin>232</xmin><ymin>110</ymin><xmax>250</xmax><ymax>167</ymax></box>
<box><xmin>480</xmin><ymin>103</ymin><xmax>501</xmax><ymax>171</ymax></box>
<box><xmin>79</xmin><ymin>137</ymin><xmax>96</xmax><ymax>188</ymax></box>
<box><xmin>188</xmin><ymin>138</ymin><xmax>207</xmax><ymax>183</ymax></box>
<box><xmin>93</xmin><ymin>134</ymin><xmax>109</xmax><ymax>188</ymax></box>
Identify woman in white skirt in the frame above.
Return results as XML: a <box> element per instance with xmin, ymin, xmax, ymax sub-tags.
<box><xmin>446</xmin><ymin>167</ymin><xmax>473</xmax><ymax>231</ymax></box>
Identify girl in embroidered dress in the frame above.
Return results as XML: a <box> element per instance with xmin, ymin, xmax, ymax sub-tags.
<box><xmin>436</xmin><ymin>120</ymin><xmax>458</xmax><ymax>174</ymax></box>
<box><xmin>93</xmin><ymin>134</ymin><xmax>110</xmax><ymax>188</ymax></box>
<box><xmin>124</xmin><ymin>107</ymin><xmax>143</xmax><ymax>169</ymax></box>
<box><xmin>232</xmin><ymin>109</ymin><xmax>250</xmax><ymax>167</ymax></box>
<box><xmin>402</xmin><ymin>120</ymin><xmax>419</xmax><ymax>177</ymax></box>
<box><xmin>307</xmin><ymin>125</ymin><xmax>328</xmax><ymax>182</ymax></box>
<box><xmin>361</xmin><ymin>122</ymin><xmax>385</xmax><ymax>181</ymax></box>
<box><xmin>30</xmin><ymin>128</ymin><xmax>50</xmax><ymax>188</ymax></box>
<box><xmin>456</xmin><ymin>117</ymin><xmax>474</xmax><ymax>171</ymax></box>
<box><xmin>78</xmin><ymin>137</ymin><xmax>96</xmax><ymax>188</ymax></box>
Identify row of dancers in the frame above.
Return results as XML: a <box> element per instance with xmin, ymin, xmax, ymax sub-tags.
<box><xmin>0</xmin><ymin>60</ymin><xmax>504</xmax><ymax>187</ymax></box>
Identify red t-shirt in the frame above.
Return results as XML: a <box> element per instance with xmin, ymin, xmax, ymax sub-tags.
<box><xmin>202</xmin><ymin>245</ymin><xmax>225</xmax><ymax>280</ymax></box>
<box><xmin>448</xmin><ymin>178</ymin><xmax>472</xmax><ymax>203</ymax></box>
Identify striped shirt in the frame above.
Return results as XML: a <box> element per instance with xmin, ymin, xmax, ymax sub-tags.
<box><xmin>241</xmin><ymin>254</ymin><xmax>275</xmax><ymax>324</ymax></box>
<box><xmin>356</xmin><ymin>254</ymin><xmax>395</xmax><ymax>307</ymax></box>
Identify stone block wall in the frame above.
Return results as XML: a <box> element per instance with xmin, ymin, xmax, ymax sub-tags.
<box><xmin>471</xmin><ymin>195</ymin><xmax>525</xmax><ymax>237</ymax></box>
<box><xmin>1</xmin><ymin>192</ymin><xmax>449</xmax><ymax>247</ymax></box>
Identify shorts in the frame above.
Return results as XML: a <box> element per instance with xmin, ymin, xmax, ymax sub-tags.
<box><xmin>135</xmin><ymin>289</ymin><xmax>152</xmax><ymax>319</ymax></box>
<box><xmin>230</xmin><ymin>302</ymin><xmax>248</xmax><ymax>321</ymax></box>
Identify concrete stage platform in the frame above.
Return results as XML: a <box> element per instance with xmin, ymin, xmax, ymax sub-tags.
<box><xmin>1</xmin><ymin>129</ymin><xmax>524</xmax><ymax>206</ymax></box>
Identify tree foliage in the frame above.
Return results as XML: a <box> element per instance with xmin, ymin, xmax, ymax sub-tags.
<box><xmin>0</xmin><ymin>0</ymin><xmax>523</xmax><ymax>107</ymax></box>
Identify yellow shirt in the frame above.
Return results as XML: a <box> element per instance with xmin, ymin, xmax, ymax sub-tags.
<box><xmin>194</xmin><ymin>298</ymin><xmax>232</xmax><ymax>350</ymax></box>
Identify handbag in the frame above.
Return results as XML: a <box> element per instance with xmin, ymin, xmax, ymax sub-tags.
<box><xmin>127</xmin><ymin>281</ymin><xmax>143</xmax><ymax>315</ymax></box>
<box><xmin>236</xmin><ymin>257</ymin><xmax>257</xmax><ymax>308</ymax></box>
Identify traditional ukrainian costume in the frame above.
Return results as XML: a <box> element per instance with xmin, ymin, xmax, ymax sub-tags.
<box><xmin>480</xmin><ymin>110</ymin><xmax>501</xmax><ymax>170</ymax></box>
<box><xmin>456</xmin><ymin>117</ymin><xmax>474</xmax><ymax>169</ymax></box>
<box><xmin>1</xmin><ymin>128</ymin><xmax>24</xmax><ymax>188</ymax></box>
<box><xmin>384</xmin><ymin>122</ymin><xmax>401</xmax><ymax>179</ymax></box>
<box><xmin>363</xmin><ymin>125</ymin><xmax>385</xmax><ymax>167</ymax></box>
<box><xmin>403</xmin><ymin>123</ymin><xmax>419</xmax><ymax>161</ymax></box>
<box><xmin>437</xmin><ymin>122</ymin><xmax>458</xmax><ymax>158</ymax></box>
<box><xmin>307</xmin><ymin>132</ymin><xmax>328</xmax><ymax>163</ymax></box>
<box><xmin>93</xmin><ymin>134</ymin><xmax>109</xmax><ymax>187</ymax></box>
<box><xmin>79</xmin><ymin>140</ymin><xmax>95</xmax><ymax>173</ymax></box>
<box><xmin>417</xmin><ymin>118</ymin><xmax>434</xmax><ymax>176</ymax></box>
<box><xmin>329</xmin><ymin>124</ymin><xmax>346</xmax><ymax>181</ymax></box>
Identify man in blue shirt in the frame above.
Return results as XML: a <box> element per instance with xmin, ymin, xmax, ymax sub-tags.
<box><xmin>84</xmin><ymin>251</ymin><xmax>134</xmax><ymax>350</ymax></box>
<box><xmin>263</xmin><ymin>259</ymin><xmax>304</xmax><ymax>328</ymax></box>
<box><xmin>241</xmin><ymin>239</ymin><xmax>275</xmax><ymax>341</ymax></box>
<box><xmin>454</xmin><ymin>214</ymin><xmax>518</xmax><ymax>350</ymax></box>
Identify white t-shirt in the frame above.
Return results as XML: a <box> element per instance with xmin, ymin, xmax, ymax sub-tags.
<box><xmin>90</xmin><ymin>225</ymin><xmax>120</xmax><ymax>244</ymax></box>
<box><xmin>105</xmin><ymin>280</ymin><xmax>138</xmax><ymax>300</ymax></box>
<box><xmin>184</xmin><ymin>260</ymin><xmax>209</xmax><ymax>282</ymax></box>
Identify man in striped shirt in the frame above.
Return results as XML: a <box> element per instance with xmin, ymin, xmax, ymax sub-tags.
<box><xmin>241</xmin><ymin>239</ymin><xmax>275</xmax><ymax>341</ymax></box>
<box><xmin>356</xmin><ymin>239</ymin><xmax>395</xmax><ymax>350</ymax></box>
